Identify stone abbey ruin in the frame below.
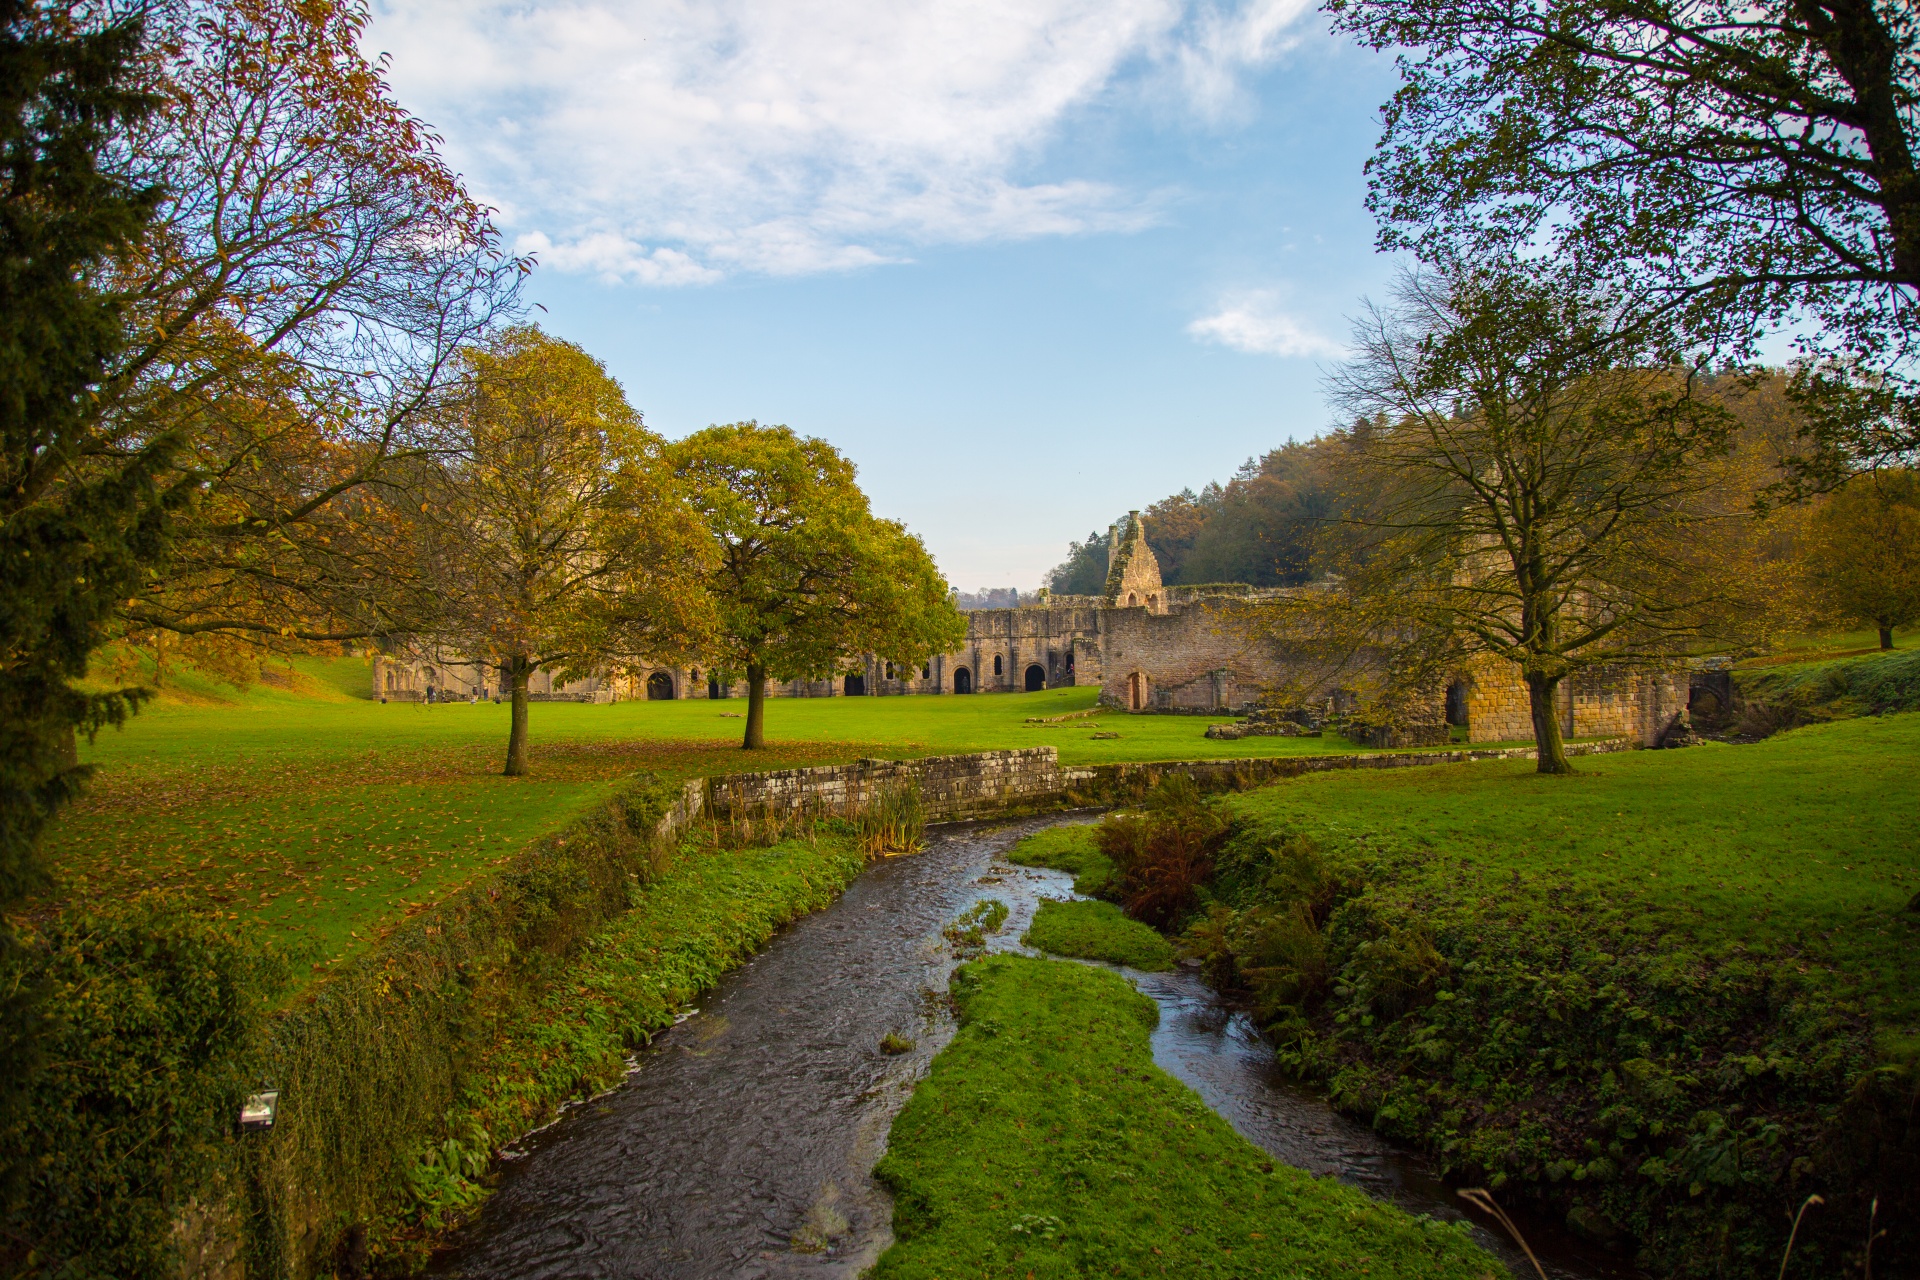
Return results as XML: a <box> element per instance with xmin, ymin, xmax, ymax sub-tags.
<box><xmin>375</xmin><ymin>511</ymin><xmax>1695</xmax><ymax>747</ymax></box>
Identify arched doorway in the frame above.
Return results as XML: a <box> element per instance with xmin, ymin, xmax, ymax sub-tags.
<box><xmin>708</xmin><ymin>677</ymin><xmax>723</xmax><ymax>699</ymax></box>
<box><xmin>1445</xmin><ymin>680</ymin><xmax>1471</xmax><ymax>728</ymax></box>
<box><xmin>954</xmin><ymin>667</ymin><xmax>972</xmax><ymax>694</ymax></box>
<box><xmin>646</xmin><ymin>672</ymin><xmax>675</xmax><ymax>700</ymax></box>
<box><xmin>1024</xmin><ymin>664</ymin><xmax>1046</xmax><ymax>692</ymax></box>
<box><xmin>844</xmin><ymin>674</ymin><xmax>867</xmax><ymax>696</ymax></box>
<box><xmin>1128</xmin><ymin>671</ymin><xmax>1144</xmax><ymax>711</ymax></box>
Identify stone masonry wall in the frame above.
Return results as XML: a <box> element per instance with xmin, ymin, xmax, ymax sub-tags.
<box><xmin>1462</xmin><ymin>657</ymin><xmax>1689</xmax><ymax>747</ymax></box>
<box><xmin>1097</xmin><ymin>600</ymin><xmax>1304</xmax><ymax>713</ymax></box>
<box><xmin>661</xmin><ymin>740</ymin><xmax>1637</xmax><ymax>842</ymax></box>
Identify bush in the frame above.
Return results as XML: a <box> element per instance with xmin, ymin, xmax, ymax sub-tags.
<box><xmin>1094</xmin><ymin>776</ymin><xmax>1230</xmax><ymax>927</ymax></box>
<box><xmin>2</xmin><ymin>897</ymin><xmax>288</xmax><ymax>1277</ymax></box>
<box><xmin>1183</xmin><ymin>825</ymin><xmax>1901</xmax><ymax>1278</ymax></box>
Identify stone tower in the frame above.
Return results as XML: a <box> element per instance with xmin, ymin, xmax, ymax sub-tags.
<box><xmin>1103</xmin><ymin>511</ymin><xmax>1165</xmax><ymax>612</ymax></box>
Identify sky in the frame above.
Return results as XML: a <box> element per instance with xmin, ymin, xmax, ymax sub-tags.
<box><xmin>365</xmin><ymin>0</ymin><xmax>1406</xmax><ymax>591</ymax></box>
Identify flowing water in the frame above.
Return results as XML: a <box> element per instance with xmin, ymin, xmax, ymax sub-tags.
<box><xmin>431</xmin><ymin>818</ymin><xmax>1637</xmax><ymax>1280</ymax></box>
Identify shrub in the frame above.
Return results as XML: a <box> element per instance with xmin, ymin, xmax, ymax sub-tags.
<box><xmin>1094</xmin><ymin>776</ymin><xmax>1230</xmax><ymax>928</ymax></box>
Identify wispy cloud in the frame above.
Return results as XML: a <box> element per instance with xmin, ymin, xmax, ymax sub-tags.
<box><xmin>1187</xmin><ymin>291</ymin><xmax>1342</xmax><ymax>358</ymax></box>
<box><xmin>368</xmin><ymin>0</ymin><xmax>1312</xmax><ymax>283</ymax></box>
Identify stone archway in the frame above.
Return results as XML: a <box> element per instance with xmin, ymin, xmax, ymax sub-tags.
<box><xmin>844</xmin><ymin>673</ymin><xmax>867</xmax><ymax>696</ymax></box>
<box><xmin>1445</xmin><ymin>679</ymin><xmax>1471</xmax><ymax>729</ymax></box>
<box><xmin>1128</xmin><ymin>671</ymin><xmax>1144</xmax><ymax>711</ymax></box>
<box><xmin>708</xmin><ymin>677</ymin><xmax>723</xmax><ymax>699</ymax></box>
<box><xmin>954</xmin><ymin>667</ymin><xmax>972</xmax><ymax>694</ymax></box>
<box><xmin>1024</xmin><ymin>664</ymin><xmax>1046</xmax><ymax>692</ymax></box>
<box><xmin>646</xmin><ymin>672</ymin><xmax>675</xmax><ymax>701</ymax></box>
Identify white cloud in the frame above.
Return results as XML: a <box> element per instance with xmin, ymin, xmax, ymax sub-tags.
<box><xmin>1187</xmin><ymin>291</ymin><xmax>1342</xmax><ymax>358</ymax></box>
<box><xmin>367</xmin><ymin>0</ymin><xmax>1311</xmax><ymax>282</ymax></box>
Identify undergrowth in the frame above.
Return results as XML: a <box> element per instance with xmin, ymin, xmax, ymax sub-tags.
<box><xmin>1179</xmin><ymin>727</ymin><xmax>1920</xmax><ymax>1279</ymax></box>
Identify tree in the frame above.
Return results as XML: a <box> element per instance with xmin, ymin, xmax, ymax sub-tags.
<box><xmin>102</xmin><ymin>0</ymin><xmax>524</xmax><ymax>665</ymax></box>
<box><xmin>1324</xmin><ymin>267</ymin><xmax>1763</xmax><ymax>773</ymax></box>
<box><xmin>1046</xmin><ymin>528</ymin><xmax>1110</xmax><ymax>596</ymax></box>
<box><xmin>414</xmin><ymin>328</ymin><xmax>711</xmax><ymax>775</ymax></box>
<box><xmin>0</xmin><ymin>0</ymin><xmax>161</xmax><ymax>1197</ymax></box>
<box><xmin>1179</xmin><ymin>441</ymin><xmax>1340</xmax><ymax>586</ymax></box>
<box><xmin>1804</xmin><ymin>470</ymin><xmax>1920</xmax><ymax>648</ymax></box>
<box><xmin>1330</xmin><ymin>0</ymin><xmax>1920</xmax><ymax>476</ymax></box>
<box><xmin>669</xmin><ymin>423</ymin><xmax>967</xmax><ymax>750</ymax></box>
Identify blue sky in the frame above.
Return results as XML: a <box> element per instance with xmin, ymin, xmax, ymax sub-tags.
<box><xmin>367</xmin><ymin>0</ymin><xmax>1405</xmax><ymax>590</ymax></box>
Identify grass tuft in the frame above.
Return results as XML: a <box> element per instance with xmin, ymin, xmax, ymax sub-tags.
<box><xmin>1023</xmin><ymin>899</ymin><xmax>1175</xmax><ymax>971</ymax></box>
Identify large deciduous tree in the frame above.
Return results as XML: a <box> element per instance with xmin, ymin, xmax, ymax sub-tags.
<box><xmin>1324</xmin><ymin>267</ymin><xmax>1777</xmax><ymax>773</ymax></box>
<box><xmin>413</xmin><ymin>327</ymin><xmax>711</xmax><ymax>776</ymax></box>
<box><xmin>1804</xmin><ymin>469</ymin><xmax>1920</xmax><ymax>647</ymax></box>
<box><xmin>669</xmin><ymin>423</ymin><xmax>966</xmax><ymax>750</ymax></box>
<box><xmin>104</xmin><ymin>0</ymin><xmax>524</xmax><ymax>665</ymax></box>
<box><xmin>0</xmin><ymin>0</ymin><xmax>162</xmax><ymax>1199</ymax></box>
<box><xmin>1330</xmin><ymin>0</ymin><xmax>1920</xmax><ymax>479</ymax></box>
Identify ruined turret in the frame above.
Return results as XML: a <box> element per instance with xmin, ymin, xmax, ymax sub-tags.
<box><xmin>1102</xmin><ymin>511</ymin><xmax>1164</xmax><ymax>612</ymax></box>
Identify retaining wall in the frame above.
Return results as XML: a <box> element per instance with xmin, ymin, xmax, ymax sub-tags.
<box><xmin>661</xmin><ymin>739</ymin><xmax>1635</xmax><ymax>840</ymax></box>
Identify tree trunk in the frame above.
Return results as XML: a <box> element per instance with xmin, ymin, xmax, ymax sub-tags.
<box><xmin>744</xmin><ymin>662</ymin><xmax>766</xmax><ymax>749</ymax></box>
<box><xmin>1879</xmin><ymin>623</ymin><xmax>1895</xmax><ymax>651</ymax></box>
<box><xmin>504</xmin><ymin>657</ymin><xmax>532</xmax><ymax>776</ymax></box>
<box><xmin>1526</xmin><ymin>672</ymin><xmax>1574</xmax><ymax>775</ymax></box>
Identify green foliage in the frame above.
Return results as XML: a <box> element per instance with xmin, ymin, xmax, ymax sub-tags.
<box><xmin>0</xmin><ymin>0</ymin><xmax>166</xmax><ymax>1209</ymax></box>
<box><xmin>1191</xmin><ymin>717</ymin><xmax>1920</xmax><ymax>1276</ymax></box>
<box><xmin>870</xmin><ymin>955</ymin><xmax>1500</xmax><ymax>1279</ymax></box>
<box><xmin>1006</xmin><ymin>824</ymin><xmax>1113</xmax><ymax>896</ymax></box>
<box><xmin>667</xmin><ymin>422</ymin><xmax>966</xmax><ymax>748</ymax></box>
<box><xmin>1801</xmin><ymin>471</ymin><xmax>1920</xmax><ymax>646</ymax></box>
<box><xmin>1735</xmin><ymin>646</ymin><xmax>1920</xmax><ymax>732</ymax></box>
<box><xmin>1043</xmin><ymin>528</ymin><xmax>1109</xmax><ymax>596</ymax></box>
<box><xmin>3</xmin><ymin>897</ymin><xmax>288</xmax><ymax>1276</ymax></box>
<box><xmin>1023</xmin><ymin>899</ymin><xmax>1174</xmax><ymax>971</ymax></box>
<box><xmin>1095</xmin><ymin>774</ymin><xmax>1231</xmax><ymax>927</ymax></box>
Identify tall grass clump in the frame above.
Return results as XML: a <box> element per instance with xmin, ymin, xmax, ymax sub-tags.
<box><xmin>855</xmin><ymin>782</ymin><xmax>925</xmax><ymax>857</ymax></box>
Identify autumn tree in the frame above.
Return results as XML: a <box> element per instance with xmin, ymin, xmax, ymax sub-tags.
<box><xmin>101</xmin><ymin>0</ymin><xmax>524</xmax><ymax>668</ymax></box>
<box><xmin>412</xmin><ymin>328</ymin><xmax>711</xmax><ymax>776</ymax></box>
<box><xmin>668</xmin><ymin>423</ymin><xmax>966</xmax><ymax>750</ymax></box>
<box><xmin>1330</xmin><ymin>0</ymin><xmax>1920</xmax><ymax>480</ymax></box>
<box><xmin>1804</xmin><ymin>470</ymin><xmax>1920</xmax><ymax>648</ymax></box>
<box><xmin>0</xmin><ymin>0</ymin><xmax>162</xmax><ymax>1197</ymax></box>
<box><xmin>1324</xmin><ymin>267</ymin><xmax>1769</xmax><ymax>773</ymax></box>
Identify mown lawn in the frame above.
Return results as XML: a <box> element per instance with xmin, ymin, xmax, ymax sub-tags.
<box><xmin>871</xmin><ymin>955</ymin><xmax>1501</xmax><ymax>1279</ymax></box>
<box><xmin>1221</xmin><ymin>711</ymin><xmax>1920</xmax><ymax>1040</ymax></box>
<box><xmin>47</xmin><ymin>654</ymin><xmax>1453</xmax><ymax>964</ymax></box>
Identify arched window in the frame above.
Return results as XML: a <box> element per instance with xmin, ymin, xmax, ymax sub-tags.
<box><xmin>885</xmin><ymin>662</ymin><xmax>895</xmax><ymax>679</ymax></box>
<box><xmin>1126</xmin><ymin>593</ymin><xmax>1137</xmax><ymax>607</ymax></box>
<box><xmin>922</xmin><ymin>664</ymin><xmax>930</xmax><ymax>679</ymax></box>
<box><xmin>993</xmin><ymin>654</ymin><xmax>1003</xmax><ymax>675</ymax></box>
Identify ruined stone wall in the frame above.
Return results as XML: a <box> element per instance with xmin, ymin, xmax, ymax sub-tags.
<box><xmin>1103</xmin><ymin>511</ymin><xmax>1167</xmax><ymax>612</ymax></box>
<box><xmin>1460</xmin><ymin>657</ymin><xmax>1688</xmax><ymax>747</ymax></box>
<box><xmin>1096</xmin><ymin>600</ymin><xmax>1302</xmax><ymax>712</ymax></box>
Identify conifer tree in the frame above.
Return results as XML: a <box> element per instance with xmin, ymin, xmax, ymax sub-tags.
<box><xmin>0</xmin><ymin>0</ymin><xmax>162</xmax><ymax>1195</ymax></box>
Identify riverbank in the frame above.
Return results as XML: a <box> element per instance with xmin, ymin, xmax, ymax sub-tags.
<box><xmin>1187</xmin><ymin>713</ymin><xmax>1920</xmax><ymax>1278</ymax></box>
<box><xmin>871</xmin><ymin>954</ymin><xmax>1502</xmax><ymax>1279</ymax></box>
<box><xmin>7</xmin><ymin>771</ymin><xmax>869</xmax><ymax>1278</ymax></box>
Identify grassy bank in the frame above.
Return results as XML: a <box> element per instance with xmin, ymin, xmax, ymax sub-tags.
<box><xmin>1186</xmin><ymin>713</ymin><xmax>1920</xmax><ymax>1278</ymax></box>
<box><xmin>9</xmin><ymin>768</ymin><xmax>869</xmax><ymax>1279</ymax></box>
<box><xmin>1734</xmin><ymin>644</ymin><xmax>1920</xmax><ymax>726</ymax></box>
<box><xmin>1007</xmin><ymin>823</ymin><xmax>1113</xmax><ymax>894</ymax></box>
<box><xmin>871</xmin><ymin>955</ymin><xmax>1501</xmax><ymax>1279</ymax></box>
<box><xmin>47</xmin><ymin>656</ymin><xmax>1494</xmax><ymax>970</ymax></box>
<box><xmin>1024</xmin><ymin>899</ymin><xmax>1174</xmax><ymax>970</ymax></box>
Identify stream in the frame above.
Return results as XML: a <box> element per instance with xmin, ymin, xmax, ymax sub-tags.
<box><xmin>431</xmin><ymin>817</ymin><xmax>1638</xmax><ymax>1280</ymax></box>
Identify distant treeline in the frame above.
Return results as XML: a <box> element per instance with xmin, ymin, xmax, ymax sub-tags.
<box><xmin>1047</xmin><ymin>437</ymin><xmax>1339</xmax><ymax>594</ymax></box>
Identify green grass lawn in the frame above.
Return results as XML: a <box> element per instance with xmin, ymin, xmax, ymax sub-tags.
<box><xmin>871</xmin><ymin>955</ymin><xmax>1500</xmax><ymax>1279</ymax></box>
<box><xmin>1221</xmin><ymin>711</ymin><xmax>1920</xmax><ymax>1038</ymax></box>
<box><xmin>1024</xmin><ymin>899</ymin><xmax>1175</xmax><ymax>970</ymax></box>
<box><xmin>45</xmin><ymin>655</ymin><xmax>1457</xmax><ymax>964</ymax></box>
